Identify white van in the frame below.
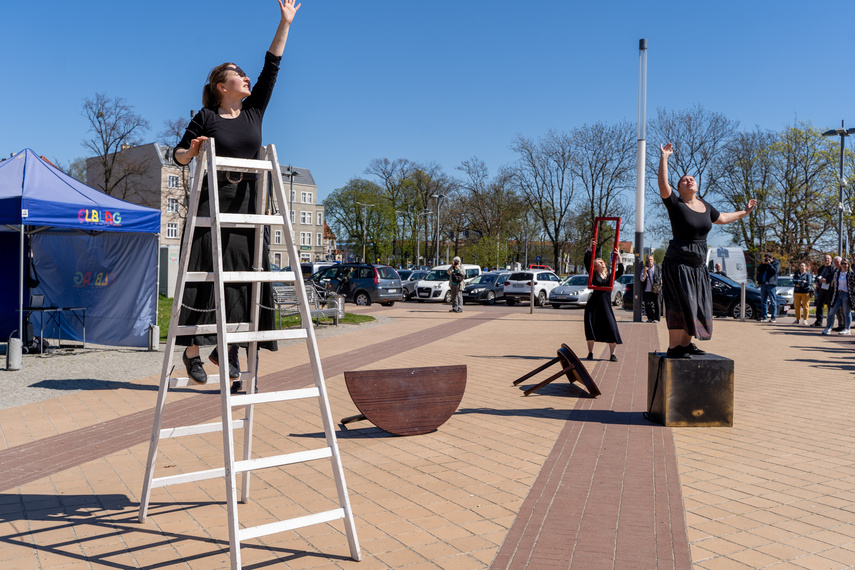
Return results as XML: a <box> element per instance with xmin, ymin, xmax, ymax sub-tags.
<box><xmin>414</xmin><ymin>264</ymin><xmax>481</xmax><ymax>302</ymax></box>
<box><xmin>706</xmin><ymin>247</ymin><xmax>747</xmax><ymax>283</ymax></box>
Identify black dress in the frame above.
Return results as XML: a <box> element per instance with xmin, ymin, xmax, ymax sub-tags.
<box><xmin>583</xmin><ymin>252</ymin><xmax>623</xmax><ymax>344</ymax></box>
<box><xmin>661</xmin><ymin>191</ymin><xmax>720</xmax><ymax>340</ymax></box>
<box><xmin>174</xmin><ymin>52</ymin><xmax>281</xmax><ymax>349</ymax></box>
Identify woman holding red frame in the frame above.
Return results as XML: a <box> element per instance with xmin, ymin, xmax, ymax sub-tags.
<box><xmin>658</xmin><ymin>143</ymin><xmax>756</xmax><ymax>358</ymax></box>
<box><xmin>583</xmin><ymin>241</ymin><xmax>624</xmax><ymax>361</ymax></box>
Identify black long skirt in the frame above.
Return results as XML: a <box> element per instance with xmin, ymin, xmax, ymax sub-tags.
<box><xmin>662</xmin><ymin>239</ymin><xmax>713</xmax><ymax>341</ymax></box>
<box><xmin>584</xmin><ymin>290</ymin><xmax>622</xmax><ymax>344</ymax></box>
<box><xmin>177</xmin><ymin>176</ymin><xmax>278</xmax><ymax>350</ymax></box>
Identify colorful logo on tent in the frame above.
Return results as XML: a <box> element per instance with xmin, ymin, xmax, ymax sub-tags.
<box><xmin>74</xmin><ymin>271</ymin><xmax>114</xmax><ymax>288</ymax></box>
<box><xmin>78</xmin><ymin>209</ymin><xmax>122</xmax><ymax>226</ymax></box>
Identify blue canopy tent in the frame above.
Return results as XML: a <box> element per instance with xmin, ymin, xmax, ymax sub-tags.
<box><xmin>0</xmin><ymin>149</ymin><xmax>161</xmax><ymax>347</ymax></box>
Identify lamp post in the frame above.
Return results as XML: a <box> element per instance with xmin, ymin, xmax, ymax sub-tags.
<box><xmin>431</xmin><ymin>193</ymin><xmax>445</xmax><ymax>265</ymax></box>
<box><xmin>414</xmin><ymin>210</ymin><xmax>431</xmax><ymax>268</ymax></box>
<box><xmin>356</xmin><ymin>202</ymin><xmax>372</xmax><ymax>262</ymax></box>
<box><xmin>822</xmin><ymin>121</ymin><xmax>855</xmax><ymax>256</ymax></box>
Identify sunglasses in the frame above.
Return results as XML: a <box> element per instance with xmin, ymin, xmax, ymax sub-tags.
<box><xmin>225</xmin><ymin>66</ymin><xmax>247</xmax><ymax>78</ymax></box>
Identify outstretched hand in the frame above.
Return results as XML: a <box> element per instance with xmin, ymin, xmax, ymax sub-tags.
<box><xmin>278</xmin><ymin>0</ymin><xmax>300</xmax><ymax>24</ymax></box>
<box><xmin>745</xmin><ymin>198</ymin><xmax>757</xmax><ymax>215</ymax></box>
<box><xmin>660</xmin><ymin>142</ymin><xmax>674</xmax><ymax>159</ymax></box>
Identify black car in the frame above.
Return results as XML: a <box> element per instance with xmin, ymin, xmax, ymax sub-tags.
<box><xmin>309</xmin><ymin>263</ymin><xmax>403</xmax><ymax>306</ymax></box>
<box><xmin>622</xmin><ymin>273</ymin><xmax>788</xmax><ymax>320</ymax></box>
<box><xmin>462</xmin><ymin>271</ymin><xmax>510</xmax><ymax>305</ymax></box>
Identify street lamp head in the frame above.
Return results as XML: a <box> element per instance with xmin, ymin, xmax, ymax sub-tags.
<box><xmin>823</xmin><ymin>128</ymin><xmax>851</xmax><ymax>137</ymax></box>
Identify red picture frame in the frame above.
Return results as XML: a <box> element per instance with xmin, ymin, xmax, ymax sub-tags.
<box><xmin>587</xmin><ymin>217</ymin><xmax>622</xmax><ymax>291</ymax></box>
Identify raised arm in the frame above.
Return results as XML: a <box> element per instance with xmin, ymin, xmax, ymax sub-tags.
<box><xmin>714</xmin><ymin>199</ymin><xmax>757</xmax><ymax>225</ymax></box>
<box><xmin>268</xmin><ymin>0</ymin><xmax>300</xmax><ymax>57</ymax></box>
<box><xmin>658</xmin><ymin>143</ymin><xmax>674</xmax><ymax>199</ymax></box>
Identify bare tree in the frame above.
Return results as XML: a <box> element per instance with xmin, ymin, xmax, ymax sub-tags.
<box><xmin>158</xmin><ymin>116</ymin><xmax>192</xmax><ymax>220</ymax></box>
<box><xmin>55</xmin><ymin>157</ymin><xmax>88</xmax><ymax>182</ymax></box>
<box><xmin>82</xmin><ymin>93</ymin><xmax>151</xmax><ymax>200</ymax></box>
<box><xmin>511</xmin><ymin>130</ymin><xmax>577</xmax><ymax>267</ymax></box>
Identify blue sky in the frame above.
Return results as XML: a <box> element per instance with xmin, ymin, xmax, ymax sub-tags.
<box><xmin>3</xmin><ymin>0</ymin><xmax>854</xmax><ymax>216</ymax></box>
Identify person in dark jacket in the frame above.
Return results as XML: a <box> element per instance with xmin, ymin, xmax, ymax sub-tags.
<box><xmin>822</xmin><ymin>259</ymin><xmax>855</xmax><ymax>335</ymax></box>
<box><xmin>791</xmin><ymin>262</ymin><xmax>812</xmax><ymax>325</ymax></box>
<box><xmin>757</xmin><ymin>253</ymin><xmax>780</xmax><ymax>323</ymax></box>
<box><xmin>814</xmin><ymin>255</ymin><xmax>843</xmax><ymax>329</ymax></box>
<box><xmin>639</xmin><ymin>255</ymin><xmax>662</xmax><ymax>322</ymax></box>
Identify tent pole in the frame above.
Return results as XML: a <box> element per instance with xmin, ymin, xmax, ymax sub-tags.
<box><xmin>19</xmin><ymin>224</ymin><xmax>24</xmax><ymax>340</ymax></box>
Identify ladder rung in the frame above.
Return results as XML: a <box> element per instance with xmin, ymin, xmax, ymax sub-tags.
<box><xmin>195</xmin><ymin>214</ymin><xmax>286</xmax><ymax>227</ymax></box>
<box><xmin>168</xmin><ymin>373</ymin><xmax>242</xmax><ymax>388</ymax></box>
<box><xmin>231</xmin><ymin>387</ymin><xmax>320</xmax><ymax>407</ymax></box>
<box><xmin>152</xmin><ymin>467</ymin><xmax>224</xmax><ymax>488</ymax></box>
<box><xmin>226</xmin><ymin>329</ymin><xmax>308</xmax><ymax>344</ymax></box>
<box><xmin>212</xmin><ymin>156</ymin><xmax>275</xmax><ymax>172</ymax></box>
<box><xmin>238</xmin><ymin>509</ymin><xmax>345</xmax><ymax>542</ymax></box>
<box><xmin>160</xmin><ymin>419</ymin><xmax>245</xmax><ymax>439</ymax></box>
<box><xmin>173</xmin><ymin>323</ymin><xmax>308</xmax><ymax>338</ymax></box>
<box><xmin>185</xmin><ymin>271</ymin><xmax>298</xmax><ymax>283</ymax></box>
<box><xmin>234</xmin><ymin>447</ymin><xmax>333</xmax><ymax>474</ymax></box>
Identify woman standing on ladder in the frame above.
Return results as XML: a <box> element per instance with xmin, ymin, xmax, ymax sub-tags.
<box><xmin>583</xmin><ymin>241</ymin><xmax>624</xmax><ymax>362</ymax></box>
<box><xmin>173</xmin><ymin>0</ymin><xmax>301</xmax><ymax>391</ymax></box>
<box><xmin>658</xmin><ymin>142</ymin><xmax>756</xmax><ymax>358</ymax></box>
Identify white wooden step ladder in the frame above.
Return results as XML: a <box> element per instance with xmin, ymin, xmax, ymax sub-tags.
<box><xmin>138</xmin><ymin>140</ymin><xmax>360</xmax><ymax>568</ymax></box>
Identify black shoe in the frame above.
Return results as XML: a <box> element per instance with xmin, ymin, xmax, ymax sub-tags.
<box><xmin>230</xmin><ymin>381</ymin><xmax>242</xmax><ymax>394</ymax></box>
<box><xmin>685</xmin><ymin>343</ymin><xmax>706</xmax><ymax>356</ymax></box>
<box><xmin>182</xmin><ymin>350</ymin><xmax>208</xmax><ymax>384</ymax></box>
<box><xmin>812</xmin><ymin>321</ymin><xmax>823</xmax><ymax>327</ymax></box>
<box><xmin>610</xmin><ymin>355</ymin><xmax>618</xmax><ymax>362</ymax></box>
<box><xmin>586</xmin><ymin>352</ymin><xmax>594</xmax><ymax>360</ymax></box>
<box><xmin>834</xmin><ymin>326</ymin><xmax>844</xmax><ymax>332</ymax></box>
<box><xmin>666</xmin><ymin>345</ymin><xmax>692</xmax><ymax>359</ymax></box>
<box><xmin>209</xmin><ymin>345</ymin><xmax>240</xmax><ymax>379</ymax></box>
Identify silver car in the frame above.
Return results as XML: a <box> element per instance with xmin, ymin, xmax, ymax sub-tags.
<box><xmin>549</xmin><ymin>274</ymin><xmax>593</xmax><ymax>308</ymax></box>
<box><xmin>774</xmin><ymin>276</ymin><xmax>795</xmax><ymax>306</ymax></box>
<box><xmin>398</xmin><ymin>269</ymin><xmax>428</xmax><ymax>301</ymax></box>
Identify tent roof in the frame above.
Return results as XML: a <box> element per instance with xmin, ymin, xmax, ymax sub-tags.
<box><xmin>0</xmin><ymin>149</ymin><xmax>160</xmax><ymax>233</ymax></box>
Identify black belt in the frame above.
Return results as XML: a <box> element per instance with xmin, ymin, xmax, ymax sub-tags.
<box><xmin>217</xmin><ymin>171</ymin><xmax>258</xmax><ymax>185</ymax></box>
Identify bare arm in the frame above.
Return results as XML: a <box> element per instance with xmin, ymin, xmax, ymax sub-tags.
<box><xmin>714</xmin><ymin>199</ymin><xmax>757</xmax><ymax>225</ymax></box>
<box><xmin>268</xmin><ymin>0</ymin><xmax>300</xmax><ymax>57</ymax></box>
<box><xmin>658</xmin><ymin>143</ymin><xmax>674</xmax><ymax>199</ymax></box>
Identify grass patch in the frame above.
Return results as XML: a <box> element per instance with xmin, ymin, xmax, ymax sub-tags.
<box><xmin>157</xmin><ymin>295</ymin><xmax>374</xmax><ymax>341</ymax></box>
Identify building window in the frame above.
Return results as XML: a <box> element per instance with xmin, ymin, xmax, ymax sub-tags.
<box><xmin>167</xmin><ymin>175</ymin><xmax>179</xmax><ymax>189</ymax></box>
<box><xmin>290</xmin><ymin>190</ymin><xmax>296</xmax><ymax>203</ymax></box>
<box><xmin>317</xmin><ymin>212</ymin><xmax>323</xmax><ymax>226</ymax></box>
<box><xmin>290</xmin><ymin>210</ymin><xmax>295</xmax><ymax>223</ymax></box>
<box><xmin>300</xmin><ymin>232</ymin><xmax>312</xmax><ymax>246</ymax></box>
<box><xmin>317</xmin><ymin>233</ymin><xmax>322</xmax><ymax>248</ymax></box>
<box><xmin>166</xmin><ymin>197</ymin><xmax>179</xmax><ymax>213</ymax></box>
<box><xmin>300</xmin><ymin>211</ymin><xmax>311</xmax><ymax>224</ymax></box>
<box><xmin>273</xmin><ymin>253</ymin><xmax>282</xmax><ymax>267</ymax></box>
<box><xmin>300</xmin><ymin>253</ymin><xmax>311</xmax><ymax>262</ymax></box>
<box><xmin>166</xmin><ymin>222</ymin><xmax>179</xmax><ymax>239</ymax></box>
<box><xmin>301</xmin><ymin>192</ymin><xmax>313</xmax><ymax>204</ymax></box>
<box><xmin>274</xmin><ymin>230</ymin><xmax>282</xmax><ymax>245</ymax></box>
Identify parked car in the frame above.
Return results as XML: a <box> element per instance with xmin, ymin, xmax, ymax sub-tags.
<box><xmin>415</xmin><ymin>264</ymin><xmax>481</xmax><ymax>302</ymax></box>
<box><xmin>399</xmin><ymin>269</ymin><xmax>428</xmax><ymax>301</ymax></box>
<box><xmin>462</xmin><ymin>271</ymin><xmax>510</xmax><ymax>305</ymax></box>
<box><xmin>308</xmin><ymin>263</ymin><xmax>403</xmax><ymax>306</ymax></box>
<box><xmin>549</xmin><ymin>274</ymin><xmax>593</xmax><ymax>308</ymax></box>
<box><xmin>528</xmin><ymin>264</ymin><xmax>555</xmax><ymax>272</ymax></box>
<box><xmin>504</xmin><ymin>270</ymin><xmax>563</xmax><ymax>306</ymax></box>
<box><xmin>622</xmin><ymin>273</ymin><xmax>789</xmax><ymax>320</ymax></box>
<box><xmin>773</xmin><ymin>275</ymin><xmax>795</xmax><ymax>306</ymax></box>
<box><xmin>300</xmin><ymin>261</ymin><xmax>337</xmax><ymax>278</ymax></box>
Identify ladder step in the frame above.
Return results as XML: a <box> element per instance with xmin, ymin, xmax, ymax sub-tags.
<box><xmin>238</xmin><ymin>509</ymin><xmax>345</xmax><ymax>542</ymax></box>
<box><xmin>195</xmin><ymin>214</ymin><xmax>286</xmax><ymax>228</ymax></box>
<box><xmin>213</xmin><ymin>156</ymin><xmax>275</xmax><ymax>172</ymax></box>
<box><xmin>226</xmin><ymin>329</ymin><xmax>308</xmax><ymax>344</ymax></box>
<box><xmin>169</xmin><ymin>373</ymin><xmax>243</xmax><ymax>388</ymax></box>
<box><xmin>185</xmin><ymin>271</ymin><xmax>298</xmax><ymax>283</ymax></box>
<box><xmin>174</xmin><ymin>325</ymin><xmax>308</xmax><ymax>340</ymax></box>
<box><xmin>160</xmin><ymin>419</ymin><xmax>246</xmax><ymax>439</ymax></box>
<box><xmin>234</xmin><ymin>447</ymin><xmax>333</xmax><ymax>474</ymax></box>
<box><xmin>230</xmin><ymin>387</ymin><xmax>320</xmax><ymax>407</ymax></box>
<box><xmin>153</xmin><ymin>467</ymin><xmax>224</xmax><ymax>488</ymax></box>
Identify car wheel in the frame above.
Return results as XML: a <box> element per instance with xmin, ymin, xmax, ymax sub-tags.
<box><xmin>443</xmin><ymin>291</ymin><xmax>452</xmax><ymax>303</ymax></box>
<box><xmin>552</xmin><ymin>303</ymin><xmax>563</xmax><ymax>309</ymax></box>
<box><xmin>380</xmin><ymin>301</ymin><xmax>395</xmax><ymax>307</ymax></box>
<box><xmin>612</xmin><ymin>291</ymin><xmax>622</xmax><ymax>306</ymax></box>
<box><xmin>354</xmin><ymin>291</ymin><xmax>371</xmax><ymax>306</ymax></box>
<box><xmin>730</xmin><ymin>302</ymin><xmax>754</xmax><ymax>320</ymax></box>
<box><xmin>506</xmin><ymin>298</ymin><xmax>516</xmax><ymax>306</ymax></box>
<box><xmin>402</xmin><ymin>289</ymin><xmax>410</xmax><ymax>301</ymax></box>
<box><xmin>536</xmin><ymin>290</ymin><xmax>547</xmax><ymax>306</ymax></box>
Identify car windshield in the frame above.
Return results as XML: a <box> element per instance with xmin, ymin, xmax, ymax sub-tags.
<box><xmin>470</xmin><ymin>274</ymin><xmax>497</xmax><ymax>285</ymax></box>
<box><xmin>712</xmin><ymin>273</ymin><xmax>743</xmax><ymax>288</ymax></box>
<box><xmin>424</xmin><ymin>270</ymin><xmax>447</xmax><ymax>281</ymax></box>
<box><xmin>566</xmin><ymin>275</ymin><xmax>589</xmax><ymax>286</ymax></box>
<box><xmin>509</xmin><ymin>272</ymin><xmax>533</xmax><ymax>281</ymax></box>
<box><xmin>777</xmin><ymin>276</ymin><xmax>794</xmax><ymax>287</ymax></box>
